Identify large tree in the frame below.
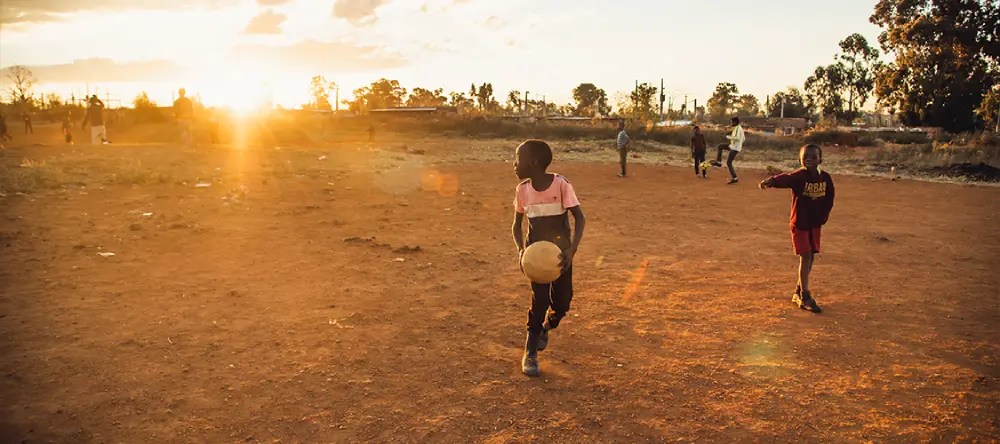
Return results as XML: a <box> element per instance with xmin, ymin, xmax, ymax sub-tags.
<box><xmin>406</xmin><ymin>87</ymin><xmax>448</xmax><ymax>107</ymax></box>
<box><xmin>5</xmin><ymin>65</ymin><xmax>37</xmax><ymax>109</ymax></box>
<box><xmin>766</xmin><ymin>87</ymin><xmax>809</xmax><ymax>118</ymax></box>
<box><xmin>449</xmin><ymin>91</ymin><xmax>474</xmax><ymax>112</ymax></box>
<box><xmin>870</xmin><ymin>0</ymin><xmax>999</xmax><ymax>131</ymax></box>
<box><xmin>617</xmin><ymin>83</ymin><xmax>658</xmax><ymax>120</ymax></box>
<box><xmin>804</xmin><ymin>63</ymin><xmax>848</xmax><ymax>122</ymax></box>
<box><xmin>350</xmin><ymin>78</ymin><xmax>407</xmax><ymax>111</ymax></box>
<box><xmin>571</xmin><ymin>83</ymin><xmax>609</xmax><ymax>116</ymax></box>
<box><xmin>308</xmin><ymin>75</ymin><xmax>333</xmax><ymax>110</ymax></box>
<box><xmin>475</xmin><ymin>83</ymin><xmax>495</xmax><ymax>112</ymax></box>
<box><xmin>506</xmin><ymin>90</ymin><xmax>523</xmax><ymax>114</ymax></box>
<box><xmin>979</xmin><ymin>84</ymin><xmax>1000</xmax><ymax>131</ymax></box>
<box><xmin>133</xmin><ymin>91</ymin><xmax>157</xmax><ymax>109</ymax></box>
<box><xmin>837</xmin><ymin>33</ymin><xmax>882</xmax><ymax>121</ymax></box>
<box><xmin>735</xmin><ymin>94</ymin><xmax>761</xmax><ymax>117</ymax></box>
<box><xmin>706</xmin><ymin>82</ymin><xmax>739</xmax><ymax>121</ymax></box>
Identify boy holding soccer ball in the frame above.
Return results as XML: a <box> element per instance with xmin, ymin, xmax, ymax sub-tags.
<box><xmin>512</xmin><ymin>139</ymin><xmax>586</xmax><ymax>376</ymax></box>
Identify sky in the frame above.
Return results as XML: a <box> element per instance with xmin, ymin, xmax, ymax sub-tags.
<box><xmin>0</xmin><ymin>0</ymin><xmax>885</xmax><ymax>110</ymax></box>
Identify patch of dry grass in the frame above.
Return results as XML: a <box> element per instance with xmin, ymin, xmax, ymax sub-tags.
<box><xmin>0</xmin><ymin>158</ymin><xmax>68</xmax><ymax>194</ymax></box>
<box><xmin>107</xmin><ymin>159</ymin><xmax>172</xmax><ymax>185</ymax></box>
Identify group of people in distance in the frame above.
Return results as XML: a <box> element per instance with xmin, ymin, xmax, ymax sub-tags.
<box><xmin>0</xmin><ymin>95</ymin><xmax>109</xmax><ymax>148</ymax></box>
<box><xmin>614</xmin><ymin>117</ymin><xmax>748</xmax><ymax>183</ymax></box>
<box><xmin>511</xmin><ymin>127</ymin><xmax>835</xmax><ymax>376</ymax></box>
<box><xmin>0</xmin><ymin>88</ymin><xmax>204</xmax><ymax>149</ymax></box>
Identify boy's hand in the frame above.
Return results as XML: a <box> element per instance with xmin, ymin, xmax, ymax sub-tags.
<box><xmin>758</xmin><ymin>178</ymin><xmax>772</xmax><ymax>190</ymax></box>
<box><xmin>558</xmin><ymin>247</ymin><xmax>576</xmax><ymax>272</ymax></box>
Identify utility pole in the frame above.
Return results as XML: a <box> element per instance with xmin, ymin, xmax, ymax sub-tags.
<box><xmin>693</xmin><ymin>98</ymin><xmax>697</xmax><ymax>119</ymax></box>
<box><xmin>659</xmin><ymin>79</ymin><xmax>665</xmax><ymax>122</ymax></box>
<box><xmin>781</xmin><ymin>97</ymin><xmax>785</xmax><ymax>119</ymax></box>
<box><xmin>541</xmin><ymin>94</ymin><xmax>546</xmax><ymax>117</ymax></box>
<box><xmin>334</xmin><ymin>84</ymin><xmax>340</xmax><ymax>112</ymax></box>
<box><xmin>765</xmin><ymin>95</ymin><xmax>770</xmax><ymax>118</ymax></box>
<box><xmin>524</xmin><ymin>90</ymin><xmax>529</xmax><ymax>117</ymax></box>
<box><xmin>683</xmin><ymin>94</ymin><xmax>688</xmax><ymax>119</ymax></box>
<box><xmin>634</xmin><ymin>80</ymin><xmax>638</xmax><ymax>120</ymax></box>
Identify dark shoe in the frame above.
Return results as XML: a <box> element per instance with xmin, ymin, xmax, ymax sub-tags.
<box><xmin>537</xmin><ymin>327</ymin><xmax>549</xmax><ymax>351</ymax></box>
<box><xmin>522</xmin><ymin>332</ymin><xmax>541</xmax><ymax>376</ymax></box>
<box><xmin>727</xmin><ymin>178</ymin><xmax>739</xmax><ymax>185</ymax></box>
<box><xmin>522</xmin><ymin>351</ymin><xmax>539</xmax><ymax>376</ymax></box>
<box><xmin>617</xmin><ymin>173</ymin><xmax>627</xmax><ymax>178</ymax></box>
<box><xmin>794</xmin><ymin>291</ymin><xmax>823</xmax><ymax>313</ymax></box>
<box><xmin>710</xmin><ymin>160</ymin><xmax>722</xmax><ymax>167</ymax></box>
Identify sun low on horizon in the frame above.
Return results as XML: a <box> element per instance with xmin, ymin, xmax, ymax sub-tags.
<box><xmin>0</xmin><ymin>0</ymin><xmax>884</xmax><ymax>111</ymax></box>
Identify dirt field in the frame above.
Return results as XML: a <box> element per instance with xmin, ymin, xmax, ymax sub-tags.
<box><xmin>1</xmin><ymin>129</ymin><xmax>999</xmax><ymax>442</ymax></box>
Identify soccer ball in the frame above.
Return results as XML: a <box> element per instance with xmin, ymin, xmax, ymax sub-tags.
<box><xmin>520</xmin><ymin>241</ymin><xmax>563</xmax><ymax>284</ymax></box>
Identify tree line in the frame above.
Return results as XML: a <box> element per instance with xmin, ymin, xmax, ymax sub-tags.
<box><xmin>4</xmin><ymin>0</ymin><xmax>998</xmax><ymax>132</ymax></box>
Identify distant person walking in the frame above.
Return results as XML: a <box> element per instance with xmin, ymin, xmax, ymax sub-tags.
<box><xmin>22</xmin><ymin>110</ymin><xmax>33</xmax><ymax>135</ymax></box>
<box><xmin>691</xmin><ymin>125</ymin><xmax>708</xmax><ymax>178</ymax></box>
<box><xmin>174</xmin><ymin>88</ymin><xmax>195</xmax><ymax>146</ymax></box>
<box><xmin>62</xmin><ymin>111</ymin><xmax>73</xmax><ymax>144</ymax></box>
<box><xmin>616</xmin><ymin>120</ymin><xmax>630</xmax><ymax>178</ymax></box>
<box><xmin>367</xmin><ymin>125</ymin><xmax>375</xmax><ymax>142</ymax></box>
<box><xmin>82</xmin><ymin>95</ymin><xmax>108</xmax><ymax>144</ymax></box>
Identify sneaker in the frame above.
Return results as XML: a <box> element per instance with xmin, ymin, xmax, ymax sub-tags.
<box><xmin>794</xmin><ymin>291</ymin><xmax>823</xmax><ymax>313</ymax></box>
<box><xmin>710</xmin><ymin>160</ymin><xmax>722</xmax><ymax>167</ymax></box>
<box><xmin>537</xmin><ymin>327</ymin><xmax>549</xmax><ymax>351</ymax></box>
<box><xmin>727</xmin><ymin>178</ymin><xmax>740</xmax><ymax>185</ymax></box>
<box><xmin>617</xmin><ymin>173</ymin><xmax>627</xmax><ymax>178</ymax></box>
<box><xmin>522</xmin><ymin>352</ymin><xmax>540</xmax><ymax>376</ymax></box>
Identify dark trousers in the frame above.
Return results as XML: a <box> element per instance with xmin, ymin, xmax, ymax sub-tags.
<box><xmin>715</xmin><ymin>144</ymin><xmax>739</xmax><ymax>178</ymax></box>
<box><xmin>24</xmin><ymin>121</ymin><xmax>32</xmax><ymax>134</ymax></box>
<box><xmin>693</xmin><ymin>149</ymin><xmax>706</xmax><ymax>175</ymax></box>
<box><xmin>526</xmin><ymin>266</ymin><xmax>573</xmax><ymax>334</ymax></box>
<box><xmin>618</xmin><ymin>146</ymin><xmax>628</xmax><ymax>175</ymax></box>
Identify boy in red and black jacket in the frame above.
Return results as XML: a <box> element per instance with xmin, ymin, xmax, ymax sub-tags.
<box><xmin>759</xmin><ymin>144</ymin><xmax>835</xmax><ymax>313</ymax></box>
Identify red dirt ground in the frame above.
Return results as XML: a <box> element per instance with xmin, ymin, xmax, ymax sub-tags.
<box><xmin>1</xmin><ymin>138</ymin><xmax>999</xmax><ymax>443</ymax></box>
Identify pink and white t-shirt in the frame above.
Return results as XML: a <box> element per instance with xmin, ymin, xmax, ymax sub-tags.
<box><xmin>513</xmin><ymin>174</ymin><xmax>580</xmax><ymax>248</ymax></box>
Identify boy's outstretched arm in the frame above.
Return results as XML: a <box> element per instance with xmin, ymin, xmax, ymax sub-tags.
<box><xmin>760</xmin><ymin>172</ymin><xmax>799</xmax><ymax>190</ymax></box>
<box><xmin>560</xmin><ymin>206</ymin><xmax>586</xmax><ymax>271</ymax></box>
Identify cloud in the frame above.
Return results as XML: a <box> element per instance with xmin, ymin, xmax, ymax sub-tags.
<box><xmin>0</xmin><ymin>0</ymin><xmax>237</xmax><ymax>25</ymax></box>
<box><xmin>229</xmin><ymin>40</ymin><xmax>407</xmax><ymax>73</ymax></box>
<box><xmin>332</xmin><ymin>0</ymin><xmax>385</xmax><ymax>25</ymax></box>
<box><xmin>244</xmin><ymin>10</ymin><xmax>286</xmax><ymax>34</ymax></box>
<box><xmin>484</xmin><ymin>15</ymin><xmax>505</xmax><ymax>29</ymax></box>
<box><xmin>0</xmin><ymin>58</ymin><xmax>189</xmax><ymax>83</ymax></box>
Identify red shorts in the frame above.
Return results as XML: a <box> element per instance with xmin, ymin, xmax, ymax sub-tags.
<box><xmin>791</xmin><ymin>227</ymin><xmax>821</xmax><ymax>255</ymax></box>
